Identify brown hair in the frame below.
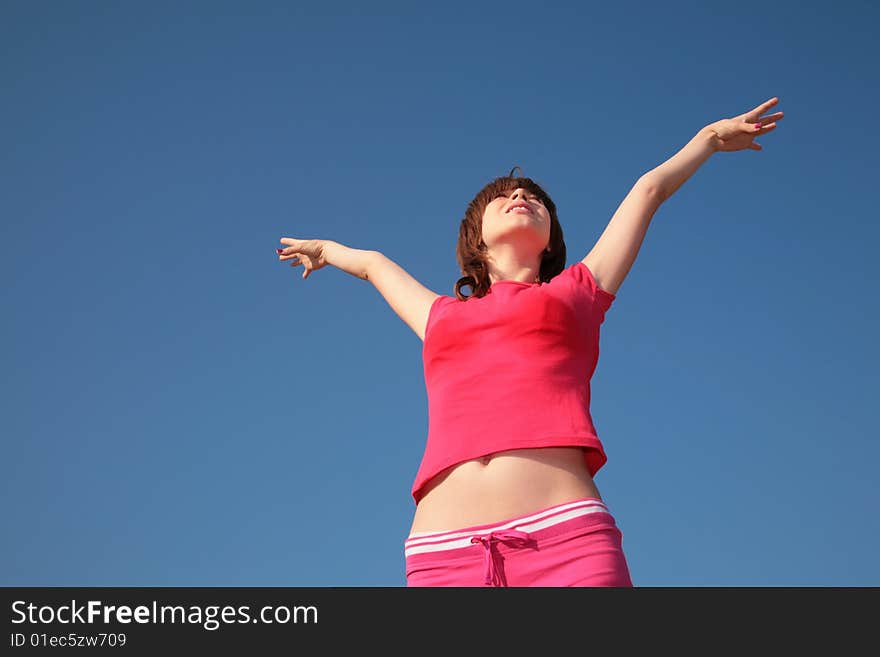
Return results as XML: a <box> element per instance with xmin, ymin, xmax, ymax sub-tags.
<box><xmin>454</xmin><ymin>166</ymin><xmax>567</xmax><ymax>301</ymax></box>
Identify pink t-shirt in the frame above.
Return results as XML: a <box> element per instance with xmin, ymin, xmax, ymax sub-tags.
<box><xmin>411</xmin><ymin>261</ymin><xmax>616</xmax><ymax>504</ymax></box>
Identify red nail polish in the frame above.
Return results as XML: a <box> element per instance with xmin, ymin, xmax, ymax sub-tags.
<box><xmin>277</xmin><ymin>248</ymin><xmax>283</xmax><ymax>254</ymax></box>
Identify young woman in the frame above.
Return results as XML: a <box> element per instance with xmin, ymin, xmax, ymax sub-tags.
<box><xmin>276</xmin><ymin>97</ymin><xmax>783</xmax><ymax>587</ymax></box>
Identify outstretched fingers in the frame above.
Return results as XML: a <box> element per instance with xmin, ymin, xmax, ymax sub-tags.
<box><xmin>278</xmin><ymin>237</ymin><xmax>303</xmax><ymax>260</ymax></box>
<box><xmin>752</xmin><ymin>97</ymin><xmax>779</xmax><ymax>115</ymax></box>
<box><xmin>744</xmin><ymin>99</ymin><xmax>784</xmax><ymax>126</ymax></box>
<box><xmin>277</xmin><ymin>245</ymin><xmax>302</xmax><ymax>265</ymax></box>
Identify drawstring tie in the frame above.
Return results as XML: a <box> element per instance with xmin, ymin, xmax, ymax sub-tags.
<box><xmin>470</xmin><ymin>529</ymin><xmax>532</xmax><ymax>586</ymax></box>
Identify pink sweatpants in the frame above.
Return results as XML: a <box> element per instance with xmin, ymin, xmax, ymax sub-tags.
<box><xmin>405</xmin><ymin>497</ymin><xmax>633</xmax><ymax>587</ymax></box>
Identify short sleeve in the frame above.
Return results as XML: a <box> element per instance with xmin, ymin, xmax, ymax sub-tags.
<box><xmin>424</xmin><ymin>295</ymin><xmax>457</xmax><ymax>341</ymax></box>
<box><xmin>568</xmin><ymin>262</ymin><xmax>617</xmax><ymax>316</ymax></box>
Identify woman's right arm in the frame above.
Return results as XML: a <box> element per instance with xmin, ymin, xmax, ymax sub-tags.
<box><xmin>278</xmin><ymin>238</ymin><xmax>440</xmax><ymax>341</ymax></box>
<box><xmin>364</xmin><ymin>251</ymin><xmax>440</xmax><ymax>341</ymax></box>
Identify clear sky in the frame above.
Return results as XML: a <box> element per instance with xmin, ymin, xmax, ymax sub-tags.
<box><xmin>3</xmin><ymin>1</ymin><xmax>878</xmax><ymax>587</ymax></box>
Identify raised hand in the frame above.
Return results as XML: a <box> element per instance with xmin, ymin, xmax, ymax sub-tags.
<box><xmin>277</xmin><ymin>238</ymin><xmax>329</xmax><ymax>280</ymax></box>
<box><xmin>706</xmin><ymin>97</ymin><xmax>784</xmax><ymax>152</ymax></box>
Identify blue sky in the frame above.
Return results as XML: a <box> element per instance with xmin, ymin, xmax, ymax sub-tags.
<box><xmin>2</xmin><ymin>1</ymin><xmax>878</xmax><ymax>587</ymax></box>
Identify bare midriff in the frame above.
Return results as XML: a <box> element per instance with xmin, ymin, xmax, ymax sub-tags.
<box><xmin>408</xmin><ymin>446</ymin><xmax>603</xmax><ymax>534</ymax></box>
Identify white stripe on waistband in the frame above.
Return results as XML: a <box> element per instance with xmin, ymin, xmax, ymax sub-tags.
<box><xmin>404</xmin><ymin>500</ymin><xmax>610</xmax><ymax>557</ymax></box>
<box><xmin>406</xmin><ymin>499</ymin><xmax>608</xmax><ymax>544</ymax></box>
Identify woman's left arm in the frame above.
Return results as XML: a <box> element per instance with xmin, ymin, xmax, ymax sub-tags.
<box><xmin>647</xmin><ymin>96</ymin><xmax>784</xmax><ymax>201</ymax></box>
<box><xmin>582</xmin><ymin>97</ymin><xmax>784</xmax><ymax>296</ymax></box>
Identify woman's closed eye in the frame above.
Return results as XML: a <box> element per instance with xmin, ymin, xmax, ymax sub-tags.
<box><xmin>496</xmin><ymin>191</ymin><xmax>534</xmax><ymax>199</ymax></box>
<box><xmin>497</xmin><ymin>193</ymin><xmax>543</xmax><ymax>204</ymax></box>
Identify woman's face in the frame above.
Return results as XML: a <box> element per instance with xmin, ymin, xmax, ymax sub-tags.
<box><xmin>481</xmin><ymin>187</ymin><xmax>552</xmax><ymax>254</ymax></box>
